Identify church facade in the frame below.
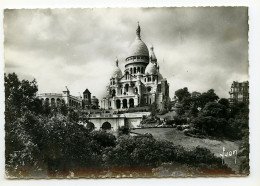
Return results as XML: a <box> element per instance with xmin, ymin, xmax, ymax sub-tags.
<box><xmin>101</xmin><ymin>23</ymin><xmax>170</xmax><ymax>110</ymax></box>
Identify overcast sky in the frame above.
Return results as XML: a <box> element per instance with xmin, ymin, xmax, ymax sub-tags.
<box><xmin>4</xmin><ymin>8</ymin><xmax>248</xmax><ymax>100</ymax></box>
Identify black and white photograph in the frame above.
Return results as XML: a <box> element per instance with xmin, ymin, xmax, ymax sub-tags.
<box><xmin>3</xmin><ymin>7</ymin><xmax>250</xmax><ymax>179</ymax></box>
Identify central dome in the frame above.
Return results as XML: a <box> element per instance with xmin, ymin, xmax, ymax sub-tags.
<box><xmin>128</xmin><ymin>39</ymin><xmax>149</xmax><ymax>57</ymax></box>
<box><xmin>127</xmin><ymin>23</ymin><xmax>149</xmax><ymax>58</ymax></box>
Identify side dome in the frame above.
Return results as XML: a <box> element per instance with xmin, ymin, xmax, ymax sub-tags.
<box><xmin>111</xmin><ymin>58</ymin><xmax>123</xmax><ymax>78</ymax></box>
<box><xmin>145</xmin><ymin>62</ymin><xmax>157</xmax><ymax>75</ymax></box>
<box><xmin>158</xmin><ymin>72</ymin><xmax>164</xmax><ymax>81</ymax></box>
<box><xmin>127</xmin><ymin>23</ymin><xmax>149</xmax><ymax>58</ymax></box>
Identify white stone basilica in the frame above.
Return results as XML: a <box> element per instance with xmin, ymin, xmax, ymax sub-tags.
<box><xmin>101</xmin><ymin>23</ymin><xmax>170</xmax><ymax>110</ymax></box>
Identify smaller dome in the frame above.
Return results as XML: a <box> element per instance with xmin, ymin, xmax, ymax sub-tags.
<box><xmin>111</xmin><ymin>58</ymin><xmax>123</xmax><ymax>78</ymax></box>
<box><xmin>158</xmin><ymin>72</ymin><xmax>164</xmax><ymax>81</ymax></box>
<box><xmin>145</xmin><ymin>62</ymin><xmax>158</xmax><ymax>75</ymax></box>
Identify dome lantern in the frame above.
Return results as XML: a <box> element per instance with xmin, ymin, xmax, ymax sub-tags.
<box><xmin>136</xmin><ymin>21</ymin><xmax>141</xmax><ymax>39</ymax></box>
<box><xmin>150</xmin><ymin>45</ymin><xmax>157</xmax><ymax>63</ymax></box>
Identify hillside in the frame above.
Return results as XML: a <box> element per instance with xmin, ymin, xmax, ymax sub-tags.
<box><xmin>131</xmin><ymin>128</ymin><xmax>241</xmax><ymax>173</ymax></box>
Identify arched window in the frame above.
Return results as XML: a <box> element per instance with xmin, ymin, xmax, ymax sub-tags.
<box><xmin>150</xmin><ymin>98</ymin><xmax>152</xmax><ymax>104</ymax></box>
<box><xmin>153</xmin><ymin>77</ymin><xmax>155</xmax><ymax>81</ymax></box>
<box><xmin>137</xmin><ymin>67</ymin><xmax>140</xmax><ymax>73</ymax></box>
<box><xmin>125</xmin><ymin>84</ymin><xmax>129</xmax><ymax>92</ymax></box>
<box><xmin>141</xmin><ymin>67</ymin><xmax>144</xmax><ymax>73</ymax></box>
<box><xmin>134</xmin><ymin>67</ymin><xmax>136</xmax><ymax>74</ymax></box>
<box><xmin>112</xmin><ymin>89</ymin><xmax>116</xmax><ymax>97</ymax></box>
<box><xmin>126</xmin><ymin>72</ymin><xmax>129</xmax><ymax>80</ymax></box>
<box><xmin>144</xmin><ymin>78</ymin><xmax>146</xmax><ymax>82</ymax></box>
<box><xmin>135</xmin><ymin>87</ymin><xmax>138</xmax><ymax>94</ymax></box>
<box><xmin>130</xmin><ymin>68</ymin><xmax>133</xmax><ymax>74</ymax></box>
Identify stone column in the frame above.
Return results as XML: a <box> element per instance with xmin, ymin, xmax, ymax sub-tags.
<box><xmin>120</xmin><ymin>99</ymin><xmax>123</xmax><ymax>109</ymax></box>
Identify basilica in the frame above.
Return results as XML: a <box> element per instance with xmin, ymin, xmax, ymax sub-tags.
<box><xmin>101</xmin><ymin>23</ymin><xmax>170</xmax><ymax>110</ymax></box>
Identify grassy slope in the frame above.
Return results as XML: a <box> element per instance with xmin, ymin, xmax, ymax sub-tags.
<box><xmin>132</xmin><ymin>128</ymin><xmax>241</xmax><ymax>173</ymax></box>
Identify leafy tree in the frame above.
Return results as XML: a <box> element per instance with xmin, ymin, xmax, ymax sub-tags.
<box><xmin>218</xmin><ymin>98</ymin><xmax>230</xmax><ymax>108</ymax></box>
<box><xmin>175</xmin><ymin>87</ymin><xmax>191</xmax><ymax>102</ymax></box>
<box><xmin>197</xmin><ymin>89</ymin><xmax>219</xmax><ymax>108</ymax></box>
<box><xmin>148</xmin><ymin>102</ymin><xmax>158</xmax><ymax>116</ymax></box>
<box><xmin>4</xmin><ymin>73</ymin><xmax>42</xmax><ymax>122</ymax></box>
<box><xmin>200</xmin><ymin>102</ymin><xmax>229</xmax><ymax>119</ymax></box>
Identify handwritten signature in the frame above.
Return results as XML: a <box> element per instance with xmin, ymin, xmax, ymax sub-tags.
<box><xmin>220</xmin><ymin>147</ymin><xmax>237</xmax><ymax>164</ymax></box>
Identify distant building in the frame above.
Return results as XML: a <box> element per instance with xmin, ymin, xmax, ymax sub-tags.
<box><xmin>83</xmin><ymin>89</ymin><xmax>91</xmax><ymax>109</ymax></box>
<box><xmin>38</xmin><ymin>86</ymin><xmax>82</xmax><ymax>108</ymax></box>
<box><xmin>91</xmin><ymin>96</ymin><xmax>99</xmax><ymax>109</ymax></box>
<box><xmin>229</xmin><ymin>81</ymin><xmax>249</xmax><ymax>104</ymax></box>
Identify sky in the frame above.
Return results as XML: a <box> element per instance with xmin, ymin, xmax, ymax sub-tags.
<box><xmin>4</xmin><ymin>7</ymin><xmax>249</xmax><ymax>100</ymax></box>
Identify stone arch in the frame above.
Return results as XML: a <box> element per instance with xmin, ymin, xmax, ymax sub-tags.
<box><xmin>56</xmin><ymin>98</ymin><xmax>61</xmax><ymax>106</ymax></box>
<box><xmin>51</xmin><ymin>98</ymin><xmax>55</xmax><ymax>106</ymax></box>
<box><xmin>125</xmin><ymin>71</ymin><xmax>129</xmax><ymax>80</ymax></box>
<box><xmin>86</xmin><ymin>122</ymin><xmax>95</xmax><ymax>131</ymax></box>
<box><xmin>129</xmin><ymin>98</ymin><xmax>134</xmax><ymax>108</ymax></box>
<box><xmin>125</xmin><ymin>84</ymin><xmax>129</xmax><ymax>92</ymax></box>
<box><xmin>116</xmin><ymin>99</ymin><xmax>121</xmax><ymax>109</ymax></box>
<box><xmin>102</xmin><ymin>122</ymin><xmax>111</xmax><ymax>130</ymax></box>
<box><xmin>141</xmin><ymin>67</ymin><xmax>144</xmax><ymax>73</ymax></box>
<box><xmin>123</xmin><ymin>99</ymin><xmax>128</xmax><ymax>108</ymax></box>
<box><xmin>137</xmin><ymin>67</ymin><xmax>140</xmax><ymax>73</ymax></box>
<box><xmin>112</xmin><ymin>89</ymin><xmax>116</xmax><ymax>97</ymax></box>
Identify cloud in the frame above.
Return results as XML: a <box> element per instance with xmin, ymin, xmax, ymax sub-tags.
<box><xmin>4</xmin><ymin>8</ymin><xmax>248</xmax><ymax>100</ymax></box>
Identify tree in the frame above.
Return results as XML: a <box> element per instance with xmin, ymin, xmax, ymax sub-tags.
<box><xmin>4</xmin><ymin>73</ymin><xmax>42</xmax><ymax>122</ymax></box>
<box><xmin>175</xmin><ymin>87</ymin><xmax>191</xmax><ymax>102</ymax></box>
<box><xmin>149</xmin><ymin>102</ymin><xmax>158</xmax><ymax>116</ymax></box>
<box><xmin>200</xmin><ymin>102</ymin><xmax>228</xmax><ymax>119</ymax></box>
<box><xmin>197</xmin><ymin>89</ymin><xmax>219</xmax><ymax>108</ymax></box>
<box><xmin>218</xmin><ymin>98</ymin><xmax>230</xmax><ymax>108</ymax></box>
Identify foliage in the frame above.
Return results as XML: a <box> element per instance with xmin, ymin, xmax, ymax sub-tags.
<box><xmin>148</xmin><ymin>102</ymin><xmax>159</xmax><ymax>116</ymax></box>
<box><xmin>175</xmin><ymin>87</ymin><xmax>191</xmax><ymax>102</ymax></box>
<box><xmin>118</xmin><ymin>125</ymin><xmax>130</xmax><ymax>136</ymax></box>
<box><xmin>4</xmin><ymin>73</ymin><xmax>248</xmax><ymax>176</ymax></box>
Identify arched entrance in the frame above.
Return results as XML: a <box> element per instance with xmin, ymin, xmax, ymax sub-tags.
<box><xmin>86</xmin><ymin>122</ymin><xmax>95</xmax><ymax>131</ymax></box>
<box><xmin>129</xmin><ymin>98</ymin><xmax>134</xmax><ymax>108</ymax></box>
<box><xmin>123</xmin><ymin>99</ymin><xmax>128</xmax><ymax>108</ymax></box>
<box><xmin>51</xmin><ymin>98</ymin><xmax>55</xmax><ymax>106</ymax></box>
<box><xmin>102</xmin><ymin>122</ymin><xmax>111</xmax><ymax>130</ymax></box>
<box><xmin>116</xmin><ymin>99</ymin><xmax>121</xmax><ymax>109</ymax></box>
